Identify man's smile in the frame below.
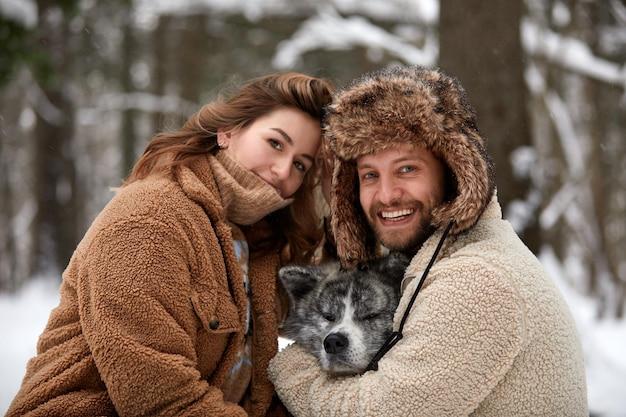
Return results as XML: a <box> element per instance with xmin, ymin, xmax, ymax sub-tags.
<box><xmin>379</xmin><ymin>208</ymin><xmax>415</xmax><ymax>221</ymax></box>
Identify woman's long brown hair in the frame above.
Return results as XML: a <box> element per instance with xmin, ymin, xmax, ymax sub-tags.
<box><xmin>124</xmin><ymin>72</ymin><xmax>333</xmax><ymax>264</ymax></box>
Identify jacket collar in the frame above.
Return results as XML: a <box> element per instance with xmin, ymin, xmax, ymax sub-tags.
<box><xmin>176</xmin><ymin>153</ymin><xmax>292</xmax><ymax>226</ymax></box>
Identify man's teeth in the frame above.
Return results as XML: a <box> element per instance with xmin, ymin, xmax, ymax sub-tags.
<box><xmin>381</xmin><ymin>209</ymin><xmax>414</xmax><ymax>220</ymax></box>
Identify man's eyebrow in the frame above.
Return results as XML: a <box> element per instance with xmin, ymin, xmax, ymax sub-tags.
<box><xmin>357</xmin><ymin>155</ymin><xmax>424</xmax><ymax>170</ymax></box>
<box><xmin>271</xmin><ymin>127</ymin><xmax>315</xmax><ymax>163</ymax></box>
<box><xmin>357</xmin><ymin>162</ymin><xmax>374</xmax><ymax>170</ymax></box>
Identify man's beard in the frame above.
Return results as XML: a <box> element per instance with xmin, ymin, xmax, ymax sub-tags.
<box><xmin>368</xmin><ymin>202</ymin><xmax>436</xmax><ymax>254</ymax></box>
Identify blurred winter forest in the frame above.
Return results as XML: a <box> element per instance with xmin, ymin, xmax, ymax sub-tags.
<box><xmin>0</xmin><ymin>0</ymin><xmax>624</xmax><ymax>318</ymax></box>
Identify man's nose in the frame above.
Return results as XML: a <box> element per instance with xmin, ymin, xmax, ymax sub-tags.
<box><xmin>377</xmin><ymin>176</ymin><xmax>402</xmax><ymax>204</ymax></box>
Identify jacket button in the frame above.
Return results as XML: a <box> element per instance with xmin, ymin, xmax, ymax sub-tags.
<box><xmin>209</xmin><ymin>320</ymin><xmax>220</xmax><ymax>330</ymax></box>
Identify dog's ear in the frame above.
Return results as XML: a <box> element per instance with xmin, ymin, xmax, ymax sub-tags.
<box><xmin>373</xmin><ymin>251</ymin><xmax>410</xmax><ymax>287</ymax></box>
<box><xmin>278</xmin><ymin>265</ymin><xmax>323</xmax><ymax>304</ymax></box>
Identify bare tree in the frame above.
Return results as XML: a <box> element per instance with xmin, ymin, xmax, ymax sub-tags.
<box><xmin>439</xmin><ymin>0</ymin><xmax>541</xmax><ymax>253</ymax></box>
<box><xmin>120</xmin><ymin>15</ymin><xmax>139</xmax><ymax>180</ymax></box>
<box><xmin>0</xmin><ymin>88</ymin><xmax>22</xmax><ymax>291</ymax></box>
<box><xmin>30</xmin><ymin>0</ymin><xmax>80</xmax><ymax>279</ymax></box>
<box><xmin>526</xmin><ymin>0</ymin><xmax>626</xmax><ymax>317</ymax></box>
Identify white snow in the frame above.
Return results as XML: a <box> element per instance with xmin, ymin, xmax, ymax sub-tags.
<box><xmin>272</xmin><ymin>7</ymin><xmax>438</xmax><ymax>70</ymax></box>
<box><xmin>522</xmin><ymin>18</ymin><xmax>626</xmax><ymax>89</ymax></box>
<box><xmin>0</xmin><ymin>0</ymin><xmax>36</xmax><ymax>28</ymax></box>
<box><xmin>540</xmin><ymin>248</ymin><xmax>626</xmax><ymax>417</ymax></box>
<box><xmin>0</xmin><ymin>279</ymin><xmax>60</xmax><ymax>411</ymax></box>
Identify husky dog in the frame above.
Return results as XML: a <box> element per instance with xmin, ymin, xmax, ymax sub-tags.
<box><xmin>278</xmin><ymin>251</ymin><xmax>409</xmax><ymax>375</ymax></box>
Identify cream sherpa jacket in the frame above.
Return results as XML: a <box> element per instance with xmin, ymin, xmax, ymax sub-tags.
<box><xmin>268</xmin><ymin>197</ymin><xmax>588</xmax><ymax>416</ymax></box>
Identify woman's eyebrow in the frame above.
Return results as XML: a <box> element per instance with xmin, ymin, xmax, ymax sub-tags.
<box><xmin>271</xmin><ymin>127</ymin><xmax>292</xmax><ymax>144</ymax></box>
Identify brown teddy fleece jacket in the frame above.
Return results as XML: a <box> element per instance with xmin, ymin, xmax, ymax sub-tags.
<box><xmin>7</xmin><ymin>152</ymin><xmax>290</xmax><ymax>417</ymax></box>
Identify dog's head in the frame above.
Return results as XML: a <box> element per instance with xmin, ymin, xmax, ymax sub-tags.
<box><xmin>278</xmin><ymin>251</ymin><xmax>409</xmax><ymax>375</ymax></box>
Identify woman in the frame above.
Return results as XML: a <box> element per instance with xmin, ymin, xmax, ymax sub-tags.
<box><xmin>7</xmin><ymin>72</ymin><xmax>333</xmax><ymax>417</ymax></box>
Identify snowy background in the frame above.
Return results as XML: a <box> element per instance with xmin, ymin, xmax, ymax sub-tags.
<box><xmin>1</xmin><ymin>0</ymin><xmax>625</xmax><ymax>415</ymax></box>
<box><xmin>2</xmin><ymin>249</ymin><xmax>626</xmax><ymax>416</ymax></box>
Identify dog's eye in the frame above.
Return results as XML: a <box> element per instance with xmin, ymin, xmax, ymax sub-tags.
<box><xmin>322</xmin><ymin>313</ymin><xmax>336</xmax><ymax>322</ymax></box>
<box><xmin>362</xmin><ymin>313</ymin><xmax>379</xmax><ymax>321</ymax></box>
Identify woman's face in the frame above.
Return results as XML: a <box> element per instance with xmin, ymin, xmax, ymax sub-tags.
<box><xmin>219</xmin><ymin>107</ymin><xmax>321</xmax><ymax>198</ymax></box>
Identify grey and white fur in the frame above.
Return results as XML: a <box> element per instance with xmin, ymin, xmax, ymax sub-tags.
<box><xmin>278</xmin><ymin>251</ymin><xmax>409</xmax><ymax>376</ymax></box>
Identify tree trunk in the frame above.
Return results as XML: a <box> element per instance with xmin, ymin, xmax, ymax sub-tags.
<box><xmin>31</xmin><ymin>1</ymin><xmax>79</xmax><ymax>277</ymax></box>
<box><xmin>0</xmin><ymin>108</ymin><xmax>17</xmax><ymax>290</ymax></box>
<box><xmin>589</xmin><ymin>0</ymin><xmax>626</xmax><ymax>317</ymax></box>
<box><xmin>120</xmin><ymin>16</ymin><xmax>138</xmax><ymax>180</ymax></box>
<box><xmin>439</xmin><ymin>0</ymin><xmax>541</xmax><ymax>253</ymax></box>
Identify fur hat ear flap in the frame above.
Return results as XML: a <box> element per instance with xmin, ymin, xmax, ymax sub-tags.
<box><xmin>330</xmin><ymin>158</ymin><xmax>379</xmax><ymax>269</ymax></box>
<box><xmin>431</xmin><ymin>130</ymin><xmax>496</xmax><ymax>234</ymax></box>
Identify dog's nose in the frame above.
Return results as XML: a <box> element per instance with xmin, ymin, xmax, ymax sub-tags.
<box><xmin>324</xmin><ymin>333</ymin><xmax>348</xmax><ymax>354</ymax></box>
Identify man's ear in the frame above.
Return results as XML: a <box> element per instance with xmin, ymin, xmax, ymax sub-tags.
<box><xmin>217</xmin><ymin>128</ymin><xmax>230</xmax><ymax>149</ymax></box>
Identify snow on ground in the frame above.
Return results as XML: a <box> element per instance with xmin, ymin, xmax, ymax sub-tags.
<box><xmin>1</xmin><ymin>256</ymin><xmax>625</xmax><ymax>416</ymax></box>
<box><xmin>0</xmin><ymin>278</ymin><xmax>60</xmax><ymax>413</ymax></box>
<box><xmin>540</xmin><ymin>248</ymin><xmax>626</xmax><ymax>417</ymax></box>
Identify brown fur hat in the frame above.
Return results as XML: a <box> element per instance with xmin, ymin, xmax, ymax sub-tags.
<box><xmin>324</xmin><ymin>65</ymin><xmax>496</xmax><ymax>268</ymax></box>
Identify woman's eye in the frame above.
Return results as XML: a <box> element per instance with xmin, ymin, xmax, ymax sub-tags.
<box><xmin>294</xmin><ymin>161</ymin><xmax>306</xmax><ymax>172</ymax></box>
<box><xmin>400</xmin><ymin>166</ymin><xmax>415</xmax><ymax>173</ymax></box>
<box><xmin>269</xmin><ymin>139</ymin><xmax>282</xmax><ymax>150</ymax></box>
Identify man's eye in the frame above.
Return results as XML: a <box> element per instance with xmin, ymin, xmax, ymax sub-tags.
<box><xmin>362</xmin><ymin>172</ymin><xmax>377</xmax><ymax>180</ymax></box>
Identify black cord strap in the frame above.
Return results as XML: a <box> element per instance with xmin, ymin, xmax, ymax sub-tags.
<box><xmin>364</xmin><ymin>220</ymin><xmax>455</xmax><ymax>372</ymax></box>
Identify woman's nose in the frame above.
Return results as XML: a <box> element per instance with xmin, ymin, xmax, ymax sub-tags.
<box><xmin>272</xmin><ymin>158</ymin><xmax>291</xmax><ymax>181</ymax></box>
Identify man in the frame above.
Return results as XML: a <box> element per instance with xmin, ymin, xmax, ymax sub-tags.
<box><xmin>268</xmin><ymin>65</ymin><xmax>588</xmax><ymax>416</ymax></box>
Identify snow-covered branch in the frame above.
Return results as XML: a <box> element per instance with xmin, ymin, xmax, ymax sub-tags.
<box><xmin>273</xmin><ymin>6</ymin><xmax>437</xmax><ymax>69</ymax></box>
<box><xmin>522</xmin><ymin>18</ymin><xmax>626</xmax><ymax>90</ymax></box>
<box><xmin>77</xmin><ymin>92</ymin><xmax>197</xmax><ymax>125</ymax></box>
<box><xmin>0</xmin><ymin>0</ymin><xmax>37</xmax><ymax>28</ymax></box>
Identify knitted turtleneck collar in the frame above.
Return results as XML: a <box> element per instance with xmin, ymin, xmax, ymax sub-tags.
<box><xmin>209</xmin><ymin>151</ymin><xmax>293</xmax><ymax>226</ymax></box>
